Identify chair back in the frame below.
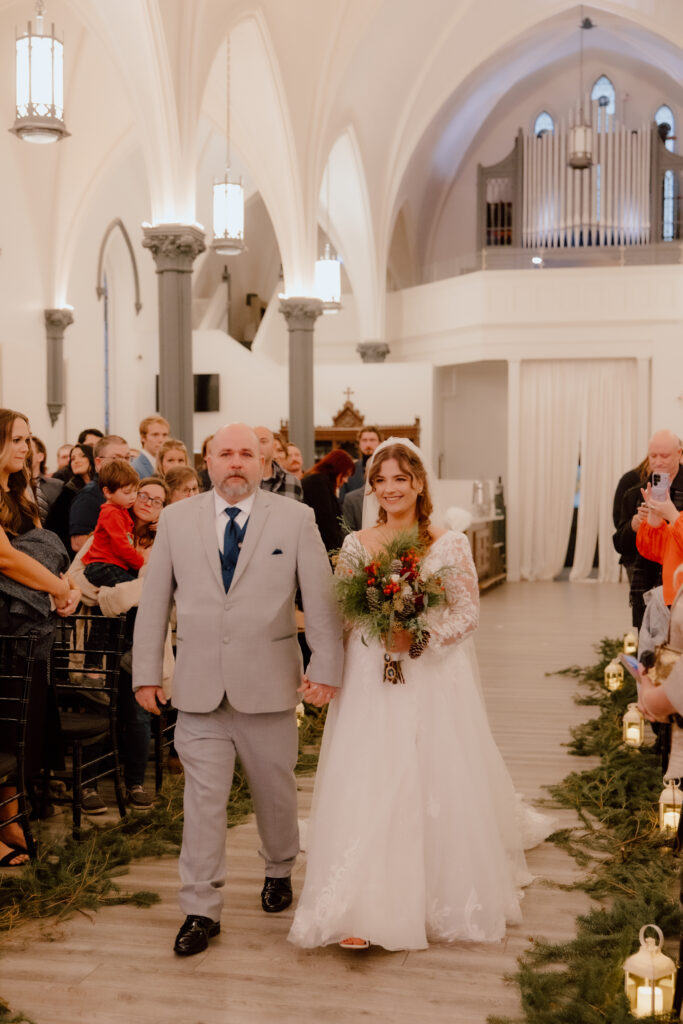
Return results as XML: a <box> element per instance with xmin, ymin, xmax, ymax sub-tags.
<box><xmin>0</xmin><ymin>632</ymin><xmax>36</xmax><ymax>760</ymax></box>
<box><xmin>51</xmin><ymin>612</ymin><xmax>127</xmax><ymax>709</ymax></box>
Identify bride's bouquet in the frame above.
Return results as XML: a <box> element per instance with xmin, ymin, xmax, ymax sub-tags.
<box><xmin>333</xmin><ymin>529</ymin><xmax>450</xmax><ymax>684</ymax></box>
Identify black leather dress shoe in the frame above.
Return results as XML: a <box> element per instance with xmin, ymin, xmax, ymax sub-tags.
<box><xmin>261</xmin><ymin>876</ymin><xmax>293</xmax><ymax>913</ymax></box>
<box><xmin>173</xmin><ymin>915</ymin><xmax>220</xmax><ymax>956</ymax></box>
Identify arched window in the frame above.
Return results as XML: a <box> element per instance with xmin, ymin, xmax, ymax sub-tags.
<box><xmin>655</xmin><ymin>105</ymin><xmax>676</xmax><ymax>241</ymax></box>
<box><xmin>534</xmin><ymin>111</ymin><xmax>554</xmax><ymax>138</ymax></box>
<box><xmin>591</xmin><ymin>75</ymin><xmax>616</xmax><ymax>130</ymax></box>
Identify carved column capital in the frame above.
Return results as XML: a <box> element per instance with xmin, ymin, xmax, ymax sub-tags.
<box><xmin>356</xmin><ymin>341</ymin><xmax>390</xmax><ymax>363</ymax></box>
<box><xmin>142</xmin><ymin>223</ymin><xmax>206</xmax><ymax>273</ymax></box>
<box><xmin>279</xmin><ymin>296</ymin><xmax>324</xmax><ymax>331</ymax></box>
<box><xmin>44</xmin><ymin>307</ymin><xmax>74</xmax><ymax>338</ymax></box>
<box><xmin>44</xmin><ymin>307</ymin><xmax>74</xmax><ymax>426</ymax></box>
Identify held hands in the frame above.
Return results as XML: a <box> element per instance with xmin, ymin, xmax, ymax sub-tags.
<box><xmin>135</xmin><ymin>685</ymin><xmax>167</xmax><ymax>715</ymax></box>
<box><xmin>54</xmin><ymin>574</ymin><xmax>81</xmax><ymax>617</ymax></box>
<box><xmin>641</xmin><ymin>485</ymin><xmax>679</xmax><ymax>526</ymax></box>
<box><xmin>297</xmin><ymin>676</ymin><xmax>338</xmax><ymax>707</ymax></box>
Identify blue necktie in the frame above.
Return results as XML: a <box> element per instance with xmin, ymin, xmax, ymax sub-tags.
<box><xmin>221</xmin><ymin>507</ymin><xmax>242</xmax><ymax>593</ymax></box>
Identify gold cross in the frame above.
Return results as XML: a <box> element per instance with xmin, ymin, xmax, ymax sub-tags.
<box><xmin>343</xmin><ymin>387</ymin><xmax>354</xmax><ymax>401</ymax></box>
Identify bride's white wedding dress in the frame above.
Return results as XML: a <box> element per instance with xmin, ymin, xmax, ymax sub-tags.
<box><xmin>288</xmin><ymin>530</ymin><xmax>553</xmax><ymax>951</ymax></box>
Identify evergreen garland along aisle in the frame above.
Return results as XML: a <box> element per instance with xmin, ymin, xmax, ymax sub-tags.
<box><xmin>489</xmin><ymin>638</ymin><xmax>682</xmax><ymax>1024</ymax></box>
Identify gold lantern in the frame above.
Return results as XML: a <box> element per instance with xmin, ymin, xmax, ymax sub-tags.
<box><xmin>623</xmin><ymin>703</ymin><xmax>644</xmax><ymax>748</ymax></box>
<box><xmin>623</xmin><ymin>924</ymin><xmax>676</xmax><ymax>1017</ymax></box>
<box><xmin>658</xmin><ymin>780</ymin><xmax>683</xmax><ymax>832</ymax></box>
<box><xmin>295</xmin><ymin>702</ymin><xmax>305</xmax><ymax>728</ymax></box>
<box><xmin>604</xmin><ymin>659</ymin><xmax>624</xmax><ymax>692</ymax></box>
<box><xmin>624</xmin><ymin>631</ymin><xmax>638</xmax><ymax>655</ymax></box>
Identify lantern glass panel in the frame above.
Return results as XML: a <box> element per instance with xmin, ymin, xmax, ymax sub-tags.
<box><xmin>315</xmin><ymin>255</ymin><xmax>341</xmax><ymax>306</ymax></box>
<box><xmin>212</xmin><ymin>179</ymin><xmax>244</xmax><ymax>249</ymax></box>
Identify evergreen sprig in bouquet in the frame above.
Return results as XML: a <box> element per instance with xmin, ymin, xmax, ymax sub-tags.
<box><xmin>333</xmin><ymin>528</ymin><xmax>450</xmax><ymax>684</ymax></box>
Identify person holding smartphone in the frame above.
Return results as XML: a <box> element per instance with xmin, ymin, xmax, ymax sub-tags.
<box><xmin>636</xmin><ymin>431</ymin><xmax>683</xmax><ymax>611</ymax></box>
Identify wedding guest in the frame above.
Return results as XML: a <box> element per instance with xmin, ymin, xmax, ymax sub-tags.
<box><xmin>69</xmin><ymin>435</ymin><xmax>129</xmax><ymax>552</ymax></box>
<box><xmin>71</xmin><ymin>476</ymin><xmax>170</xmax><ymax>810</ymax></box>
<box><xmin>302</xmin><ymin>449</ymin><xmax>354</xmax><ymax>552</ymax></box>
<box><xmin>255</xmin><ymin>426</ymin><xmax>303</xmax><ymax>501</ymax></box>
<box><xmin>283</xmin><ymin>444</ymin><xmax>304</xmax><ymax>480</ymax></box>
<box><xmin>165</xmin><ymin>466</ymin><xmax>200</xmax><ymax>503</ymax></box>
<box><xmin>78</xmin><ymin>428</ymin><xmax>104</xmax><ymax>447</ymax></box>
<box><xmin>156</xmin><ymin>439</ymin><xmax>188</xmax><ymax>478</ymax></box>
<box><xmin>339</xmin><ymin>426</ymin><xmax>382</xmax><ymax>502</ymax></box>
<box><xmin>0</xmin><ymin>409</ymin><xmax>80</xmax><ymax>863</ymax></box>
<box><xmin>81</xmin><ymin>460</ymin><xmax>144</xmax><ymax>587</ymax></box>
<box><xmin>52</xmin><ymin>444</ymin><xmax>74</xmax><ymax>482</ymax></box>
<box><xmin>273</xmin><ymin>433</ymin><xmax>288</xmax><ymax>465</ymax></box>
<box><xmin>45</xmin><ymin>444</ymin><xmax>95</xmax><ymax>551</ymax></box>
<box><xmin>132</xmin><ymin>416</ymin><xmax>170</xmax><ymax>478</ymax></box>
<box><xmin>613</xmin><ymin>430</ymin><xmax>683</xmax><ymax>627</ymax></box>
<box><xmin>29</xmin><ymin>437</ymin><xmax>63</xmax><ymax>524</ymax></box>
<box><xmin>198</xmin><ymin>435</ymin><xmax>213</xmax><ymax>492</ymax></box>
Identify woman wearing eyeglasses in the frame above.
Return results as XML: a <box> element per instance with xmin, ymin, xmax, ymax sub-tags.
<box><xmin>70</xmin><ymin>477</ymin><xmax>172</xmax><ymax>811</ymax></box>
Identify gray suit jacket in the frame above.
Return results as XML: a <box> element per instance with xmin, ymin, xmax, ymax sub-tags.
<box><xmin>132</xmin><ymin>488</ymin><xmax>343</xmax><ymax>714</ymax></box>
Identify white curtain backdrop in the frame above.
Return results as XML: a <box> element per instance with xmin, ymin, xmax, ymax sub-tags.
<box><xmin>570</xmin><ymin>360</ymin><xmax>638</xmax><ymax>582</ymax></box>
<box><xmin>518</xmin><ymin>359</ymin><xmax>637</xmax><ymax>582</ymax></box>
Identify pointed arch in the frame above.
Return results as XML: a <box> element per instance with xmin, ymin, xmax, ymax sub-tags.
<box><xmin>96</xmin><ymin>218</ymin><xmax>142</xmax><ymax>314</ymax></box>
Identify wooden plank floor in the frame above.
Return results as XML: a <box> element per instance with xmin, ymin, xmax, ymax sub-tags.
<box><xmin>0</xmin><ymin>580</ymin><xmax>630</xmax><ymax>1024</ymax></box>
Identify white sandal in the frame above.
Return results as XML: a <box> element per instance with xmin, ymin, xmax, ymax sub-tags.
<box><xmin>339</xmin><ymin>937</ymin><xmax>370</xmax><ymax>950</ymax></box>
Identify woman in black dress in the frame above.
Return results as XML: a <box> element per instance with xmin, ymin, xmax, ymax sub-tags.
<box><xmin>301</xmin><ymin>449</ymin><xmax>354</xmax><ymax>553</ymax></box>
<box><xmin>0</xmin><ymin>410</ymin><xmax>80</xmax><ymax>865</ymax></box>
<box><xmin>44</xmin><ymin>443</ymin><xmax>95</xmax><ymax>552</ymax></box>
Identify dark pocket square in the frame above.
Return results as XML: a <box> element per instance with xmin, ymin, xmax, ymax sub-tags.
<box><xmin>272</xmin><ymin>548</ymin><xmax>283</xmax><ymax>555</ymax></box>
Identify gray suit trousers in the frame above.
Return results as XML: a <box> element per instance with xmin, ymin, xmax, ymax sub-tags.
<box><xmin>174</xmin><ymin>700</ymin><xmax>300</xmax><ymax>921</ymax></box>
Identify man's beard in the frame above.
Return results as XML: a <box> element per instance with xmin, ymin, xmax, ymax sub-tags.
<box><xmin>215</xmin><ymin>474</ymin><xmax>254</xmax><ymax>501</ymax></box>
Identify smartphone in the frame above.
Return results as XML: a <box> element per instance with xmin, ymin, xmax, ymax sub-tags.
<box><xmin>619</xmin><ymin>653</ymin><xmax>641</xmax><ymax>680</ymax></box>
<box><xmin>651</xmin><ymin>471</ymin><xmax>670</xmax><ymax>501</ymax></box>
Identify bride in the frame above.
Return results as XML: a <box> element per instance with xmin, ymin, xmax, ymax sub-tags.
<box><xmin>289</xmin><ymin>439</ymin><xmax>553</xmax><ymax>952</ymax></box>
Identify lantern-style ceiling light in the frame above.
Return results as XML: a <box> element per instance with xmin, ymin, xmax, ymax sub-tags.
<box><xmin>658</xmin><ymin>780</ymin><xmax>682</xmax><ymax>833</ymax></box>
<box><xmin>623</xmin><ymin>631</ymin><xmax>638</xmax><ymax>655</ymax></box>
<box><xmin>11</xmin><ymin>0</ymin><xmax>69</xmax><ymax>144</ymax></box>
<box><xmin>315</xmin><ymin>165</ymin><xmax>341</xmax><ymax>314</ymax></box>
<box><xmin>604</xmin><ymin>659</ymin><xmax>624</xmax><ymax>692</ymax></box>
<box><xmin>212</xmin><ymin>35</ymin><xmax>244</xmax><ymax>256</ymax></box>
<box><xmin>623</xmin><ymin>924</ymin><xmax>676</xmax><ymax>1018</ymax></box>
<box><xmin>623</xmin><ymin>703</ymin><xmax>644</xmax><ymax>748</ymax></box>
<box><xmin>315</xmin><ymin>243</ymin><xmax>341</xmax><ymax>314</ymax></box>
<box><xmin>567</xmin><ymin>13</ymin><xmax>594</xmax><ymax>169</ymax></box>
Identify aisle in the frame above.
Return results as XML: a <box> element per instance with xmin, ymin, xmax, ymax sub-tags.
<box><xmin>0</xmin><ymin>581</ymin><xmax>629</xmax><ymax>1024</ymax></box>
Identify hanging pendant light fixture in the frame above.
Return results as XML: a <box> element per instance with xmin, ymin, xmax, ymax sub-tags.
<box><xmin>567</xmin><ymin>11</ymin><xmax>594</xmax><ymax>169</ymax></box>
<box><xmin>11</xmin><ymin>0</ymin><xmax>69</xmax><ymax>144</ymax></box>
<box><xmin>212</xmin><ymin>34</ymin><xmax>244</xmax><ymax>256</ymax></box>
<box><xmin>315</xmin><ymin>165</ymin><xmax>341</xmax><ymax>314</ymax></box>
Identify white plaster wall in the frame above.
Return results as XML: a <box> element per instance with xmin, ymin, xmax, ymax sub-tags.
<box><xmin>437</xmin><ymin>362</ymin><xmax>508</xmax><ymax>481</ymax></box>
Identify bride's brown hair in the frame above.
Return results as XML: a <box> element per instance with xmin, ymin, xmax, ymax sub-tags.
<box><xmin>367</xmin><ymin>443</ymin><xmax>433</xmax><ymax>551</ymax></box>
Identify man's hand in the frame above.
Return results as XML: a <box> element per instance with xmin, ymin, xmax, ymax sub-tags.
<box><xmin>297</xmin><ymin>677</ymin><xmax>338</xmax><ymax>707</ymax></box>
<box><xmin>135</xmin><ymin>685</ymin><xmax>167</xmax><ymax>715</ymax></box>
<box><xmin>631</xmin><ymin>503</ymin><xmax>648</xmax><ymax>531</ymax></box>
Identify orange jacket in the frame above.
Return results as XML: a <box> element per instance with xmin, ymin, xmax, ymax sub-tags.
<box><xmin>637</xmin><ymin>516</ymin><xmax>683</xmax><ymax>605</ymax></box>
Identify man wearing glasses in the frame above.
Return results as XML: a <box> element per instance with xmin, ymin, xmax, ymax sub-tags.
<box><xmin>68</xmin><ymin>435</ymin><xmax>129</xmax><ymax>553</ymax></box>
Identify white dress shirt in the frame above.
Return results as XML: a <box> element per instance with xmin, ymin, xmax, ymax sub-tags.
<box><xmin>213</xmin><ymin>489</ymin><xmax>256</xmax><ymax>552</ymax></box>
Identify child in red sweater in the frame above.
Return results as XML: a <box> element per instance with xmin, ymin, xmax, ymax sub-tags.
<box><xmin>82</xmin><ymin>459</ymin><xmax>145</xmax><ymax>586</ymax></box>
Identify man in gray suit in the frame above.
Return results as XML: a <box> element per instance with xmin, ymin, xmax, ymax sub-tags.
<box><xmin>133</xmin><ymin>422</ymin><xmax>343</xmax><ymax>956</ymax></box>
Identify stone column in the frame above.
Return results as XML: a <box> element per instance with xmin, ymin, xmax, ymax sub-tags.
<box><xmin>44</xmin><ymin>307</ymin><xmax>74</xmax><ymax>425</ymax></box>
<box><xmin>279</xmin><ymin>296</ymin><xmax>323</xmax><ymax>468</ymax></box>
<box><xmin>357</xmin><ymin>341</ymin><xmax>390</xmax><ymax>363</ymax></box>
<box><xmin>142</xmin><ymin>223</ymin><xmax>205</xmax><ymax>454</ymax></box>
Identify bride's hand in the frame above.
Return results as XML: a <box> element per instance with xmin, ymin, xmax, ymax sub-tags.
<box><xmin>385</xmin><ymin>628</ymin><xmax>412</xmax><ymax>654</ymax></box>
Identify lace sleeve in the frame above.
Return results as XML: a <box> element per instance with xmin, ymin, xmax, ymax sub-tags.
<box><xmin>334</xmin><ymin>532</ymin><xmax>362</xmax><ymax>578</ymax></box>
<box><xmin>428</xmin><ymin>532</ymin><xmax>480</xmax><ymax>649</ymax></box>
